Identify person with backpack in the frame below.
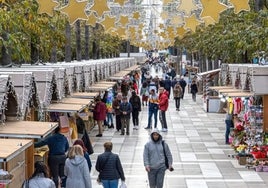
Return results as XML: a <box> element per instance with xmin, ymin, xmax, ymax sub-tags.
<box><xmin>129</xmin><ymin>91</ymin><xmax>142</xmax><ymax>130</ymax></box>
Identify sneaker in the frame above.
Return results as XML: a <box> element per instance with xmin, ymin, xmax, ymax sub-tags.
<box><xmin>161</xmin><ymin>128</ymin><xmax>167</xmax><ymax>132</ymax></box>
<box><xmin>135</xmin><ymin>126</ymin><xmax>139</xmax><ymax>130</ymax></box>
<box><xmin>144</xmin><ymin>127</ymin><xmax>151</xmax><ymax>129</ymax></box>
<box><xmin>96</xmin><ymin>134</ymin><xmax>103</xmax><ymax>137</ymax></box>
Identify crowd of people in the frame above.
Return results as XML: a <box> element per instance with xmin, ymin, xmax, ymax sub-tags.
<box><xmin>29</xmin><ymin>58</ymin><xmax>200</xmax><ymax>188</ymax></box>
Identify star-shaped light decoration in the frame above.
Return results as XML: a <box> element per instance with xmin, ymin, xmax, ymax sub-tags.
<box><xmin>184</xmin><ymin>14</ymin><xmax>201</xmax><ymax>32</ymax></box>
<box><xmin>229</xmin><ymin>0</ymin><xmax>250</xmax><ymax>14</ymax></box>
<box><xmin>37</xmin><ymin>0</ymin><xmax>59</xmax><ymax>17</ymax></box>
<box><xmin>115</xmin><ymin>26</ymin><xmax>127</xmax><ymax>39</ymax></box>
<box><xmin>162</xmin><ymin>0</ymin><xmax>173</xmax><ymax>5</ymax></box>
<box><xmin>90</xmin><ymin>0</ymin><xmax>110</xmax><ymax>17</ymax></box>
<box><xmin>114</xmin><ymin>0</ymin><xmax>125</xmax><ymax>6</ymax></box>
<box><xmin>175</xmin><ymin>26</ymin><xmax>187</xmax><ymax>38</ymax></box>
<box><xmin>177</xmin><ymin>0</ymin><xmax>198</xmax><ymax>16</ymax></box>
<box><xmin>127</xmin><ymin>26</ymin><xmax>137</xmax><ymax>39</ymax></box>
<box><xmin>99</xmin><ymin>15</ymin><xmax>116</xmax><ymax>32</ymax></box>
<box><xmin>166</xmin><ymin>26</ymin><xmax>174</xmax><ymax>34</ymax></box>
<box><xmin>86</xmin><ymin>12</ymin><xmax>98</xmax><ymax>27</ymax></box>
<box><xmin>118</xmin><ymin>15</ymin><xmax>129</xmax><ymax>27</ymax></box>
<box><xmin>60</xmin><ymin>0</ymin><xmax>88</xmax><ymax>24</ymax></box>
<box><xmin>159</xmin><ymin>23</ymin><xmax>164</xmax><ymax>29</ymax></box>
<box><xmin>202</xmin><ymin>16</ymin><xmax>215</xmax><ymax>27</ymax></box>
<box><xmin>170</xmin><ymin>15</ymin><xmax>184</xmax><ymax>25</ymax></box>
<box><xmin>200</xmin><ymin>0</ymin><xmax>228</xmax><ymax>22</ymax></box>
<box><xmin>161</xmin><ymin>12</ymin><xmax>168</xmax><ymax>20</ymax></box>
<box><xmin>132</xmin><ymin>12</ymin><xmax>140</xmax><ymax>20</ymax></box>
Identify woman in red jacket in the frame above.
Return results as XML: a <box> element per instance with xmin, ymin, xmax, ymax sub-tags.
<box><xmin>93</xmin><ymin>96</ymin><xmax>107</xmax><ymax>137</ymax></box>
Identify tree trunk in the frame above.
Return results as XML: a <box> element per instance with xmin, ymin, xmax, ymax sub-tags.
<box><xmin>84</xmin><ymin>25</ymin><xmax>89</xmax><ymax>60</ymax></box>
<box><xmin>255</xmin><ymin>0</ymin><xmax>264</xmax><ymax>11</ymax></box>
<box><xmin>65</xmin><ymin>23</ymin><xmax>72</xmax><ymax>62</ymax></box>
<box><xmin>75</xmin><ymin>20</ymin><xmax>82</xmax><ymax>61</ymax></box>
<box><xmin>50</xmin><ymin>46</ymin><xmax>57</xmax><ymax>63</ymax></box>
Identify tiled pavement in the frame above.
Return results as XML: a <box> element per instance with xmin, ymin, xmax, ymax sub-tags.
<box><xmin>88</xmin><ymin>70</ymin><xmax>268</xmax><ymax>188</ymax></box>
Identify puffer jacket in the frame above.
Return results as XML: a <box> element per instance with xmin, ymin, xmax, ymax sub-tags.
<box><xmin>143</xmin><ymin>129</ymin><xmax>173</xmax><ymax>169</ymax></box>
<box><xmin>95</xmin><ymin>151</ymin><xmax>125</xmax><ymax>181</ymax></box>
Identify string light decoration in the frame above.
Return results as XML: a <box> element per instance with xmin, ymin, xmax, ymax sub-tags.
<box><xmin>0</xmin><ymin>75</ymin><xmax>19</xmax><ymax>124</ymax></box>
<box><xmin>35</xmin><ymin>0</ymin><xmax>251</xmax><ymax>49</ymax></box>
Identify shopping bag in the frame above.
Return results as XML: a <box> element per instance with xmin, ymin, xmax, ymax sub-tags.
<box><xmin>119</xmin><ymin>181</ymin><xmax>127</xmax><ymax>188</ymax></box>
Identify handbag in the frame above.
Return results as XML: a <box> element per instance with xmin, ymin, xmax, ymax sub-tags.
<box><xmin>119</xmin><ymin>181</ymin><xmax>127</xmax><ymax>188</ymax></box>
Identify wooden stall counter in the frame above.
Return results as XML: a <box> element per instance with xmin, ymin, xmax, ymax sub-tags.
<box><xmin>0</xmin><ymin>138</ymin><xmax>33</xmax><ymax>188</ymax></box>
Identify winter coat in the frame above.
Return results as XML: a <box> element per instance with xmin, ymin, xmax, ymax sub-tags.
<box><xmin>96</xmin><ymin>151</ymin><xmax>125</xmax><ymax>181</ymax></box>
<box><xmin>64</xmin><ymin>155</ymin><xmax>92</xmax><ymax>188</ymax></box>
<box><xmin>143</xmin><ymin>129</ymin><xmax>173</xmax><ymax>169</ymax></box>
<box><xmin>93</xmin><ymin>101</ymin><xmax>107</xmax><ymax>121</ymax></box>
<box><xmin>148</xmin><ymin>93</ymin><xmax>159</xmax><ymax>111</ymax></box>
<box><xmin>129</xmin><ymin>95</ymin><xmax>141</xmax><ymax>111</ymax></box>
<box><xmin>119</xmin><ymin>101</ymin><xmax>132</xmax><ymax>119</ymax></box>
<box><xmin>22</xmin><ymin>174</ymin><xmax>55</xmax><ymax>188</ymax></box>
<box><xmin>159</xmin><ymin>90</ymin><xmax>169</xmax><ymax>111</ymax></box>
<box><xmin>173</xmin><ymin>83</ymin><xmax>183</xmax><ymax>98</ymax></box>
<box><xmin>112</xmin><ymin>98</ymin><xmax>121</xmax><ymax>115</ymax></box>
<box><xmin>190</xmin><ymin>83</ymin><xmax>198</xmax><ymax>94</ymax></box>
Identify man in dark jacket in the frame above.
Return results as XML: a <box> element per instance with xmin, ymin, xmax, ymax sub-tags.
<box><xmin>119</xmin><ymin>96</ymin><xmax>132</xmax><ymax>135</ymax></box>
<box><xmin>179</xmin><ymin>76</ymin><xmax>187</xmax><ymax>99</ymax></box>
<box><xmin>96</xmin><ymin>142</ymin><xmax>125</xmax><ymax>187</ymax></box>
<box><xmin>34</xmin><ymin>126</ymin><xmax>69</xmax><ymax>187</ymax></box>
<box><xmin>129</xmin><ymin>91</ymin><xmax>141</xmax><ymax>130</ymax></box>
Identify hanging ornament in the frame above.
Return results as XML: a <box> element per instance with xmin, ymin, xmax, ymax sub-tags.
<box><xmin>90</xmin><ymin>0</ymin><xmax>110</xmax><ymax>17</ymax></box>
<box><xmin>229</xmin><ymin>0</ymin><xmax>250</xmax><ymax>14</ymax></box>
<box><xmin>177</xmin><ymin>0</ymin><xmax>198</xmax><ymax>16</ymax></box>
<box><xmin>184</xmin><ymin>14</ymin><xmax>201</xmax><ymax>32</ymax></box>
<box><xmin>99</xmin><ymin>15</ymin><xmax>116</xmax><ymax>31</ymax></box>
<box><xmin>86</xmin><ymin>12</ymin><xmax>98</xmax><ymax>27</ymax></box>
<box><xmin>36</xmin><ymin>0</ymin><xmax>59</xmax><ymax>17</ymax></box>
<box><xmin>200</xmin><ymin>0</ymin><xmax>228</xmax><ymax>22</ymax></box>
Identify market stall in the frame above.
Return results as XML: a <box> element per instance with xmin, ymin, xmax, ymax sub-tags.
<box><xmin>71</xmin><ymin>92</ymin><xmax>99</xmax><ymax>99</ymax></box>
<box><xmin>0</xmin><ymin>138</ymin><xmax>33</xmax><ymax>188</ymax></box>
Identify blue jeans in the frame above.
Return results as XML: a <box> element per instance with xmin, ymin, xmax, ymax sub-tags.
<box><xmin>106</xmin><ymin>113</ymin><xmax>113</xmax><ymax>125</ymax></box>
<box><xmin>225</xmin><ymin>119</ymin><xmax>233</xmax><ymax>144</ymax></box>
<box><xmin>148</xmin><ymin>109</ymin><xmax>158</xmax><ymax>128</ymax></box>
<box><xmin>101</xmin><ymin>179</ymin><xmax>119</xmax><ymax>188</ymax></box>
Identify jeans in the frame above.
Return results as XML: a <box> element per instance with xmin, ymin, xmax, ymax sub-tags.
<box><xmin>147</xmin><ymin>166</ymin><xmax>166</xmax><ymax>188</ymax></box>
<box><xmin>48</xmin><ymin>155</ymin><xmax>66</xmax><ymax>187</ymax></box>
<box><xmin>101</xmin><ymin>179</ymin><xmax>119</xmax><ymax>188</ymax></box>
<box><xmin>106</xmin><ymin>113</ymin><xmax>113</xmax><ymax>125</ymax></box>
<box><xmin>225</xmin><ymin>119</ymin><xmax>233</xmax><ymax>143</ymax></box>
<box><xmin>115</xmin><ymin>115</ymin><xmax>121</xmax><ymax>131</ymax></box>
<box><xmin>174</xmin><ymin>97</ymin><xmax>181</xmax><ymax>109</ymax></box>
<box><xmin>159</xmin><ymin>110</ymin><xmax>167</xmax><ymax>129</ymax></box>
<box><xmin>192</xmin><ymin>92</ymin><xmax>197</xmax><ymax>102</ymax></box>
<box><xmin>148</xmin><ymin>109</ymin><xmax>158</xmax><ymax>128</ymax></box>
<box><xmin>132</xmin><ymin>110</ymin><xmax>139</xmax><ymax>126</ymax></box>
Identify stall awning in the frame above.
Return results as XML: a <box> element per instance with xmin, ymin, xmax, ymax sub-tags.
<box><xmin>124</xmin><ymin>65</ymin><xmax>140</xmax><ymax>71</ymax></box>
<box><xmin>88</xmin><ymin>83</ymin><xmax>115</xmax><ymax>91</ymax></box>
<box><xmin>109</xmin><ymin>70</ymin><xmax>131</xmax><ymax>80</ymax></box>
<box><xmin>209</xmin><ymin>86</ymin><xmax>233</xmax><ymax>91</ymax></box>
<box><xmin>0</xmin><ymin>121</ymin><xmax>58</xmax><ymax>139</ymax></box>
<box><xmin>71</xmin><ymin>92</ymin><xmax>99</xmax><ymax>99</ymax></box>
<box><xmin>198</xmin><ymin>68</ymin><xmax>221</xmax><ymax>77</ymax></box>
<box><xmin>60</xmin><ymin>98</ymin><xmax>92</xmax><ymax>105</ymax></box>
<box><xmin>46</xmin><ymin>103</ymin><xmax>86</xmax><ymax>113</ymax></box>
<box><xmin>223</xmin><ymin>92</ymin><xmax>254</xmax><ymax>97</ymax></box>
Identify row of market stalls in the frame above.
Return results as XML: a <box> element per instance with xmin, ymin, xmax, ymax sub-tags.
<box><xmin>0</xmin><ymin>57</ymin><xmax>140</xmax><ymax>188</ymax></box>
<box><xmin>198</xmin><ymin>64</ymin><xmax>268</xmax><ymax>170</ymax></box>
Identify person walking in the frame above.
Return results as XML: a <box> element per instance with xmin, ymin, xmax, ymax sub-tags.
<box><xmin>93</xmin><ymin>96</ymin><xmax>107</xmax><ymax>137</ymax></box>
<box><xmin>145</xmin><ymin>89</ymin><xmax>159</xmax><ymax>129</ymax></box>
<box><xmin>22</xmin><ymin>161</ymin><xmax>56</xmax><ymax>188</ymax></box>
<box><xmin>158</xmin><ymin>87</ymin><xmax>169</xmax><ymax>132</ymax></box>
<box><xmin>34</xmin><ymin>126</ymin><xmax>69</xmax><ymax>187</ymax></box>
<box><xmin>173</xmin><ymin>82</ymin><xmax>183</xmax><ymax>111</ymax></box>
<box><xmin>224</xmin><ymin>99</ymin><xmax>234</xmax><ymax>144</ymax></box>
<box><xmin>179</xmin><ymin>76</ymin><xmax>187</xmax><ymax>99</ymax></box>
<box><xmin>64</xmin><ymin>145</ymin><xmax>92</xmax><ymax>188</ymax></box>
<box><xmin>112</xmin><ymin>93</ymin><xmax>122</xmax><ymax>131</ymax></box>
<box><xmin>140</xmin><ymin>82</ymin><xmax>149</xmax><ymax>106</ymax></box>
<box><xmin>74</xmin><ymin>112</ymin><xmax>86</xmax><ymax>139</ymax></box>
<box><xmin>190</xmin><ymin>80</ymin><xmax>198</xmax><ymax>102</ymax></box>
<box><xmin>119</xmin><ymin>96</ymin><xmax>132</xmax><ymax>135</ymax></box>
<box><xmin>96</xmin><ymin>142</ymin><xmax>126</xmax><ymax>188</ymax></box>
<box><xmin>73</xmin><ymin>139</ymin><xmax>92</xmax><ymax>172</ymax></box>
<box><xmin>143</xmin><ymin>129</ymin><xmax>173</xmax><ymax>188</ymax></box>
<box><xmin>129</xmin><ymin>91</ymin><xmax>142</xmax><ymax>130</ymax></box>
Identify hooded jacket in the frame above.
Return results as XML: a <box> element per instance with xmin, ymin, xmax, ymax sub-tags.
<box><xmin>159</xmin><ymin>90</ymin><xmax>169</xmax><ymax>111</ymax></box>
<box><xmin>64</xmin><ymin>155</ymin><xmax>92</xmax><ymax>188</ymax></box>
<box><xmin>143</xmin><ymin>129</ymin><xmax>173</xmax><ymax>169</ymax></box>
<box><xmin>23</xmin><ymin>173</ymin><xmax>55</xmax><ymax>188</ymax></box>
